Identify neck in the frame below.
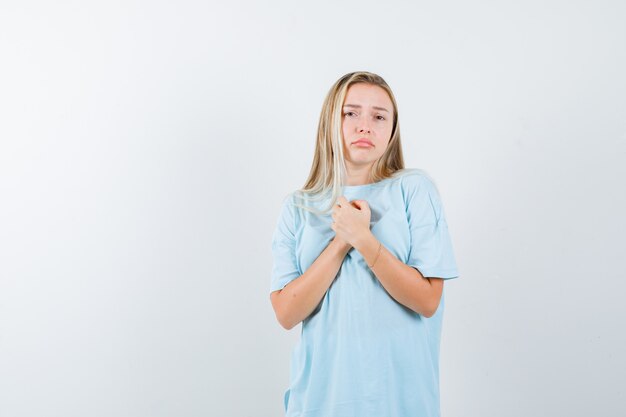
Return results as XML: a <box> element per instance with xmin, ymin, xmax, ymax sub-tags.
<box><xmin>344</xmin><ymin>163</ymin><xmax>373</xmax><ymax>186</ymax></box>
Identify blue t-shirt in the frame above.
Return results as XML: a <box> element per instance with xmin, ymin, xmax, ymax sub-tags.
<box><xmin>270</xmin><ymin>168</ymin><xmax>460</xmax><ymax>417</ymax></box>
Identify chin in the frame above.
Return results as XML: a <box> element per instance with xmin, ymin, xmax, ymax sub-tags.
<box><xmin>349</xmin><ymin>158</ymin><xmax>377</xmax><ymax>166</ymax></box>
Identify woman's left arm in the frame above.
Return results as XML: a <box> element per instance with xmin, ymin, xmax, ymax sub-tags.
<box><xmin>354</xmin><ymin>232</ymin><xmax>443</xmax><ymax>318</ymax></box>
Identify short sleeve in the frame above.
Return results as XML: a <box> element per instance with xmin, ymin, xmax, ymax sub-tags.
<box><xmin>403</xmin><ymin>174</ymin><xmax>460</xmax><ymax>280</ymax></box>
<box><xmin>270</xmin><ymin>194</ymin><xmax>302</xmax><ymax>295</ymax></box>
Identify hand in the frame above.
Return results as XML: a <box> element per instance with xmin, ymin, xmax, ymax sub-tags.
<box><xmin>330</xmin><ymin>236</ymin><xmax>352</xmax><ymax>254</ymax></box>
<box><xmin>330</xmin><ymin>196</ymin><xmax>372</xmax><ymax>248</ymax></box>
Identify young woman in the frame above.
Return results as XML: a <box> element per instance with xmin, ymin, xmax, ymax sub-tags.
<box><xmin>269</xmin><ymin>71</ymin><xmax>460</xmax><ymax>417</ymax></box>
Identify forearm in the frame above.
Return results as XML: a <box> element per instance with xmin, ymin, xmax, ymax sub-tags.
<box><xmin>273</xmin><ymin>240</ymin><xmax>350</xmax><ymax>330</ymax></box>
<box><xmin>354</xmin><ymin>232</ymin><xmax>442</xmax><ymax>317</ymax></box>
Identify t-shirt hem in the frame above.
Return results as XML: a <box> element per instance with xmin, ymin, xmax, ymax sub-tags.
<box><xmin>409</xmin><ymin>266</ymin><xmax>460</xmax><ymax>280</ymax></box>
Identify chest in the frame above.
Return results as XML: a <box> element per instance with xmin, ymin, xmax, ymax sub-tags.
<box><xmin>293</xmin><ymin>192</ymin><xmax>411</xmax><ymax>275</ymax></box>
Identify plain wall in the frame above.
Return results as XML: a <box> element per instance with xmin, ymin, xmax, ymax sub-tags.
<box><xmin>1</xmin><ymin>1</ymin><xmax>625</xmax><ymax>416</ymax></box>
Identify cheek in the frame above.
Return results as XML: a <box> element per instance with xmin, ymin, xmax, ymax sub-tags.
<box><xmin>342</xmin><ymin>119</ymin><xmax>352</xmax><ymax>133</ymax></box>
<box><xmin>380</xmin><ymin>126</ymin><xmax>393</xmax><ymax>142</ymax></box>
<box><xmin>379</xmin><ymin>122</ymin><xmax>392</xmax><ymax>133</ymax></box>
<box><xmin>377</xmin><ymin>132</ymin><xmax>392</xmax><ymax>155</ymax></box>
<box><xmin>341</xmin><ymin>121</ymin><xmax>353</xmax><ymax>142</ymax></box>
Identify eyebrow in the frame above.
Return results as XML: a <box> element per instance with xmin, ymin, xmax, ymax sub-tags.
<box><xmin>343</xmin><ymin>104</ymin><xmax>390</xmax><ymax>113</ymax></box>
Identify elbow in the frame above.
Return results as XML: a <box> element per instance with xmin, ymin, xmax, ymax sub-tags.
<box><xmin>409</xmin><ymin>303</ymin><xmax>435</xmax><ymax>318</ymax></box>
<box><xmin>421</xmin><ymin>308</ymin><xmax>436</xmax><ymax>319</ymax></box>
<box><xmin>419</xmin><ymin>298</ymin><xmax>442</xmax><ymax>319</ymax></box>
<box><xmin>271</xmin><ymin>290</ymin><xmax>299</xmax><ymax>330</ymax></box>
<box><xmin>398</xmin><ymin>293</ymin><xmax>441</xmax><ymax>318</ymax></box>
<box><xmin>283</xmin><ymin>321</ymin><xmax>298</xmax><ymax>331</ymax></box>
<box><xmin>276</xmin><ymin>313</ymin><xmax>297</xmax><ymax>331</ymax></box>
<box><xmin>419</xmin><ymin>280</ymin><xmax>444</xmax><ymax>318</ymax></box>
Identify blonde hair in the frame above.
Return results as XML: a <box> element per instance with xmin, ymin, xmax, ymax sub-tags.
<box><xmin>292</xmin><ymin>71</ymin><xmax>405</xmax><ymax>215</ymax></box>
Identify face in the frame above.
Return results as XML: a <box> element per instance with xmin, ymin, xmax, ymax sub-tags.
<box><xmin>341</xmin><ymin>82</ymin><xmax>394</xmax><ymax>169</ymax></box>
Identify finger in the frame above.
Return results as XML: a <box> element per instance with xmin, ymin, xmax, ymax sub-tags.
<box><xmin>351</xmin><ymin>200</ymin><xmax>364</xmax><ymax>210</ymax></box>
<box><xmin>355</xmin><ymin>199</ymin><xmax>370</xmax><ymax>209</ymax></box>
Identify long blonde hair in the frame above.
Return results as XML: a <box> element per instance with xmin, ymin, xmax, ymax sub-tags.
<box><xmin>293</xmin><ymin>71</ymin><xmax>405</xmax><ymax>215</ymax></box>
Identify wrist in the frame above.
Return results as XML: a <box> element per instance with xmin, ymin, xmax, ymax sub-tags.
<box><xmin>353</xmin><ymin>232</ymin><xmax>382</xmax><ymax>268</ymax></box>
<box><xmin>329</xmin><ymin>238</ymin><xmax>351</xmax><ymax>257</ymax></box>
<box><xmin>353</xmin><ymin>230</ymin><xmax>376</xmax><ymax>253</ymax></box>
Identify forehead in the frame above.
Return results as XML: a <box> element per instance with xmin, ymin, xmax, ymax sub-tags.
<box><xmin>343</xmin><ymin>83</ymin><xmax>393</xmax><ymax>109</ymax></box>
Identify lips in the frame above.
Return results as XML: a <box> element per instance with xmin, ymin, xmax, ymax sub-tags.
<box><xmin>353</xmin><ymin>138</ymin><xmax>374</xmax><ymax>146</ymax></box>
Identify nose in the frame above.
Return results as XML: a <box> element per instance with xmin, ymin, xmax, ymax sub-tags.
<box><xmin>358</xmin><ymin>120</ymin><xmax>371</xmax><ymax>133</ymax></box>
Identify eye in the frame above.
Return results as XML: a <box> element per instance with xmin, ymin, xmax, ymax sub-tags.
<box><xmin>344</xmin><ymin>111</ymin><xmax>356</xmax><ymax>117</ymax></box>
<box><xmin>376</xmin><ymin>115</ymin><xmax>386</xmax><ymax>121</ymax></box>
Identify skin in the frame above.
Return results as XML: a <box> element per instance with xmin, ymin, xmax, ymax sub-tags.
<box><xmin>270</xmin><ymin>83</ymin><xmax>444</xmax><ymax>330</ymax></box>
<box><xmin>341</xmin><ymin>82</ymin><xmax>394</xmax><ymax>187</ymax></box>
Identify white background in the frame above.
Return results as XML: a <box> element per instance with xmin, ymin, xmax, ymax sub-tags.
<box><xmin>1</xmin><ymin>1</ymin><xmax>625</xmax><ymax>416</ymax></box>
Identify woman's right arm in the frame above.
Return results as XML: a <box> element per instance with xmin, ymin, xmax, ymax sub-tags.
<box><xmin>270</xmin><ymin>239</ymin><xmax>350</xmax><ymax>330</ymax></box>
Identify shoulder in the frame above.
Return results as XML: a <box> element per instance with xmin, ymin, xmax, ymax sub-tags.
<box><xmin>277</xmin><ymin>190</ymin><xmax>312</xmax><ymax>224</ymax></box>
<box><xmin>274</xmin><ymin>192</ymin><xmax>297</xmax><ymax>223</ymax></box>
<box><xmin>393</xmin><ymin>168</ymin><xmax>439</xmax><ymax>194</ymax></box>
<box><xmin>281</xmin><ymin>191</ymin><xmax>297</xmax><ymax>206</ymax></box>
<box><xmin>280</xmin><ymin>190</ymin><xmax>308</xmax><ymax>208</ymax></box>
<box><xmin>393</xmin><ymin>169</ymin><xmax>447</xmax><ymax>221</ymax></box>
